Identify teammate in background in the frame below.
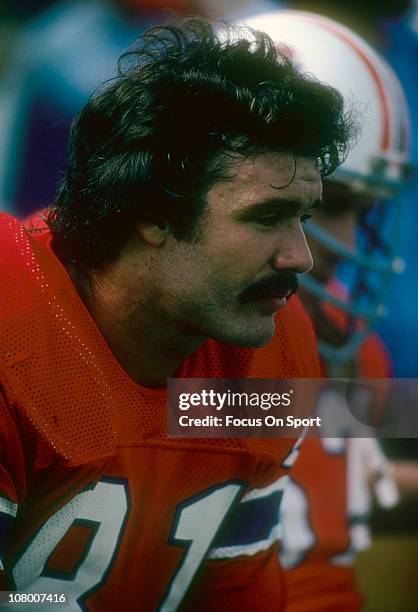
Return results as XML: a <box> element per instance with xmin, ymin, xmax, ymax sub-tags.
<box><xmin>241</xmin><ymin>10</ymin><xmax>412</xmax><ymax>612</ymax></box>
<box><xmin>0</xmin><ymin>18</ymin><xmax>354</xmax><ymax>611</ymax></box>
<box><xmin>284</xmin><ymin>0</ymin><xmax>418</xmax><ymax>380</ymax></box>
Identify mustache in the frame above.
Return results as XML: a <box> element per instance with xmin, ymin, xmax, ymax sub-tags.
<box><xmin>239</xmin><ymin>272</ymin><xmax>299</xmax><ymax>304</ymax></box>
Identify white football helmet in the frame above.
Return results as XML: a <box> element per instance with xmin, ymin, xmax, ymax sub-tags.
<box><xmin>240</xmin><ymin>10</ymin><xmax>412</xmax><ymax>363</ymax></box>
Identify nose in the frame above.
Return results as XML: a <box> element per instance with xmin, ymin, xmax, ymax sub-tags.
<box><xmin>272</xmin><ymin>223</ymin><xmax>313</xmax><ymax>274</ymax></box>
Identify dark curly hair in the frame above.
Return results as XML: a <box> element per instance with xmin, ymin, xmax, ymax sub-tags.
<box><xmin>47</xmin><ymin>17</ymin><xmax>355</xmax><ymax>268</ymax></box>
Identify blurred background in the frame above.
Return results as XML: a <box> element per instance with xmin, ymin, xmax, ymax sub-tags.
<box><xmin>0</xmin><ymin>1</ymin><xmax>416</xmax><ymax>610</ymax></box>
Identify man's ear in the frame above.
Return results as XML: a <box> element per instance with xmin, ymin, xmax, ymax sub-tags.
<box><xmin>137</xmin><ymin>220</ymin><xmax>170</xmax><ymax>247</ymax></box>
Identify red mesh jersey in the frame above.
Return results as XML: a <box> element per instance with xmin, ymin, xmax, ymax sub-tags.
<box><xmin>281</xmin><ymin>296</ymin><xmax>391</xmax><ymax>612</ymax></box>
<box><xmin>0</xmin><ymin>213</ymin><xmax>320</xmax><ymax>611</ymax></box>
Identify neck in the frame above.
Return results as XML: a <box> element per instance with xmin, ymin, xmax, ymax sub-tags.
<box><xmin>67</xmin><ymin>261</ymin><xmax>206</xmax><ymax>388</ymax></box>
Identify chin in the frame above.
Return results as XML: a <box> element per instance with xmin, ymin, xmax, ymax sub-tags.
<box><xmin>214</xmin><ymin>318</ymin><xmax>276</xmax><ymax>349</ymax></box>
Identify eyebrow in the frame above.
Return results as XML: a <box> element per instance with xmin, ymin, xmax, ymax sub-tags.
<box><xmin>234</xmin><ymin>197</ymin><xmax>323</xmax><ymax>220</ymax></box>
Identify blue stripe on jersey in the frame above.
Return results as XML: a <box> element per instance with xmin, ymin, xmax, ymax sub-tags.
<box><xmin>0</xmin><ymin>497</ymin><xmax>18</xmax><ymax>548</ymax></box>
<box><xmin>0</xmin><ymin>513</ymin><xmax>15</xmax><ymax>546</ymax></box>
<box><xmin>213</xmin><ymin>490</ymin><xmax>283</xmax><ymax>548</ymax></box>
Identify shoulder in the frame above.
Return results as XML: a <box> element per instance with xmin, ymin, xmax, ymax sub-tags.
<box><xmin>0</xmin><ymin>213</ymin><xmax>117</xmax><ymax>465</ymax></box>
<box><xmin>0</xmin><ymin>212</ymin><xmax>57</xmax><ymax>304</ymax></box>
<box><xmin>0</xmin><ymin>213</ymin><xmax>67</xmax><ymax>349</ymax></box>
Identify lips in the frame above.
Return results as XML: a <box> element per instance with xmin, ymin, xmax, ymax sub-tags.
<box><xmin>256</xmin><ymin>287</ymin><xmax>292</xmax><ymax>301</ymax></box>
<box><xmin>239</xmin><ymin>273</ymin><xmax>299</xmax><ymax>305</ymax></box>
<box><xmin>257</xmin><ymin>293</ymin><xmax>290</xmax><ymax>313</ymax></box>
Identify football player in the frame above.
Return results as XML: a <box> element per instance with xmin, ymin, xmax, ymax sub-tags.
<box><xmin>0</xmin><ymin>17</ymin><xmax>354</xmax><ymax>611</ymax></box>
<box><xmin>241</xmin><ymin>10</ymin><xmax>412</xmax><ymax>612</ymax></box>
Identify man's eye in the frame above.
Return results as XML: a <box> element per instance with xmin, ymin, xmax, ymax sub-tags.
<box><xmin>256</xmin><ymin>212</ymin><xmax>313</xmax><ymax>227</ymax></box>
<box><xmin>256</xmin><ymin>215</ymin><xmax>282</xmax><ymax>227</ymax></box>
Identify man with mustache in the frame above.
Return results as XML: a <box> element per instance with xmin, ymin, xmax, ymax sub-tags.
<box><xmin>0</xmin><ymin>17</ymin><xmax>353</xmax><ymax>611</ymax></box>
